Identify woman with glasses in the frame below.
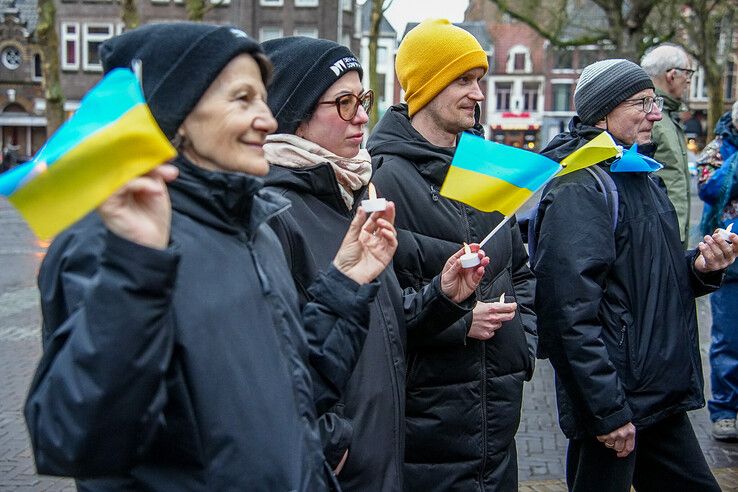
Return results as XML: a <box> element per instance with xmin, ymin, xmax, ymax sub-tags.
<box><xmin>261</xmin><ymin>37</ymin><xmax>486</xmax><ymax>491</ymax></box>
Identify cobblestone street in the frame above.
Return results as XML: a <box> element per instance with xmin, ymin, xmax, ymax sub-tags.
<box><xmin>1</xmin><ymin>196</ymin><xmax>737</xmax><ymax>490</ymax></box>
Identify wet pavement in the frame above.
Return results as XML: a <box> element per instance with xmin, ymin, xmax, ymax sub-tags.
<box><xmin>0</xmin><ymin>192</ymin><xmax>736</xmax><ymax>490</ymax></box>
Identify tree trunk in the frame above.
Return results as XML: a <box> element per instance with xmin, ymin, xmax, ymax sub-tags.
<box><xmin>704</xmin><ymin>65</ymin><xmax>724</xmax><ymax>141</ymax></box>
<box><xmin>367</xmin><ymin>0</ymin><xmax>382</xmax><ymax>130</ymax></box>
<box><xmin>185</xmin><ymin>0</ymin><xmax>211</xmax><ymax>21</ymax></box>
<box><xmin>36</xmin><ymin>0</ymin><xmax>64</xmax><ymax>137</ymax></box>
<box><xmin>121</xmin><ymin>0</ymin><xmax>140</xmax><ymax>29</ymax></box>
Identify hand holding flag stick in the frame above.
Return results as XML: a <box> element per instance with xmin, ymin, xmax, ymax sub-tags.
<box><xmin>0</xmin><ymin>68</ymin><xmax>176</xmax><ymax>239</ymax></box>
<box><xmin>441</xmin><ymin>132</ymin><xmax>622</xmax><ymax>247</ymax></box>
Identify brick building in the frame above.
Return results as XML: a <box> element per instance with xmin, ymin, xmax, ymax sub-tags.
<box><xmin>1</xmin><ymin>0</ymin><xmax>358</xmax><ymax>161</ymax></box>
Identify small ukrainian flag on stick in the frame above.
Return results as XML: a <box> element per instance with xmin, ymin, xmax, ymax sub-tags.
<box><xmin>0</xmin><ymin>68</ymin><xmax>176</xmax><ymax>239</ymax></box>
<box><xmin>441</xmin><ymin>131</ymin><xmax>620</xmax><ymax>246</ymax></box>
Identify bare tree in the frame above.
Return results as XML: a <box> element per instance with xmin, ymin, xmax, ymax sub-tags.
<box><xmin>367</xmin><ymin>0</ymin><xmax>393</xmax><ymax>129</ymax></box>
<box><xmin>487</xmin><ymin>0</ymin><xmax>673</xmax><ymax>61</ymax></box>
<box><xmin>36</xmin><ymin>0</ymin><xmax>64</xmax><ymax>137</ymax></box>
<box><xmin>679</xmin><ymin>1</ymin><xmax>736</xmax><ymax>139</ymax></box>
<box><xmin>120</xmin><ymin>0</ymin><xmax>140</xmax><ymax>30</ymax></box>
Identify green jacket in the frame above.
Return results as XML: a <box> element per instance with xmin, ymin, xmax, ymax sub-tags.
<box><xmin>652</xmin><ymin>90</ymin><xmax>690</xmax><ymax>244</ymax></box>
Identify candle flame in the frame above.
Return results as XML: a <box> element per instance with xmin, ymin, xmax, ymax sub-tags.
<box><xmin>368</xmin><ymin>182</ymin><xmax>377</xmax><ymax>200</ymax></box>
<box><xmin>499</xmin><ymin>293</ymin><xmax>505</xmax><ymax>303</ymax></box>
<box><xmin>727</xmin><ymin>223</ymin><xmax>734</xmax><ymax>234</ymax></box>
<box><xmin>463</xmin><ymin>242</ymin><xmax>471</xmax><ymax>255</ymax></box>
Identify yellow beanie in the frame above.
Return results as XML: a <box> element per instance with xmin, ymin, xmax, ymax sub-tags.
<box><xmin>396</xmin><ymin>19</ymin><xmax>489</xmax><ymax>116</ymax></box>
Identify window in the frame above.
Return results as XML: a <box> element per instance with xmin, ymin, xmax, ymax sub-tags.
<box><xmin>552</xmin><ymin>83</ymin><xmax>572</xmax><ymax>111</ymax></box>
<box><xmin>342</xmin><ymin>33</ymin><xmax>351</xmax><ymax>48</ymax></box>
<box><xmin>577</xmin><ymin>49</ymin><xmax>599</xmax><ymax>70</ymax></box>
<box><xmin>495</xmin><ymin>82</ymin><xmax>512</xmax><ymax>111</ymax></box>
<box><xmin>295</xmin><ymin>0</ymin><xmax>318</xmax><ymax>6</ymax></box>
<box><xmin>523</xmin><ymin>82</ymin><xmax>539</xmax><ymax>111</ymax></box>
<box><xmin>376</xmin><ymin>72</ymin><xmax>386</xmax><ymax>103</ymax></box>
<box><xmin>260</xmin><ymin>0</ymin><xmax>283</xmax><ymax>6</ymax></box>
<box><xmin>61</xmin><ymin>22</ymin><xmax>79</xmax><ymax>70</ymax></box>
<box><xmin>1</xmin><ymin>46</ymin><xmax>22</xmax><ymax>70</ymax></box>
<box><xmin>342</xmin><ymin>0</ymin><xmax>352</xmax><ymax>11</ymax></box>
<box><xmin>506</xmin><ymin>45</ymin><xmax>531</xmax><ymax>73</ymax></box>
<box><xmin>377</xmin><ymin>46</ymin><xmax>388</xmax><ymax>67</ymax></box>
<box><xmin>552</xmin><ymin>48</ymin><xmax>573</xmax><ymax>70</ymax></box>
<box><xmin>514</xmin><ymin>53</ymin><xmax>526</xmax><ymax>71</ymax></box>
<box><xmin>725</xmin><ymin>59</ymin><xmax>736</xmax><ymax>101</ymax></box>
<box><xmin>83</xmin><ymin>23</ymin><xmax>114</xmax><ymax>71</ymax></box>
<box><xmin>33</xmin><ymin>53</ymin><xmax>43</xmax><ymax>80</ymax></box>
<box><xmin>294</xmin><ymin>27</ymin><xmax>319</xmax><ymax>38</ymax></box>
<box><xmin>259</xmin><ymin>27</ymin><xmax>283</xmax><ymax>42</ymax></box>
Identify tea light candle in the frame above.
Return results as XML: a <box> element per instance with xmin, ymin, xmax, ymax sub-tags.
<box><xmin>460</xmin><ymin>242</ymin><xmax>481</xmax><ymax>268</ymax></box>
<box><xmin>717</xmin><ymin>223</ymin><xmax>734</xmax><ymax>243</ymax></box>
<box><xmin>362</xmin><ymin>183</ymin><xmax>387</xmax><ymax>213</ymax></box>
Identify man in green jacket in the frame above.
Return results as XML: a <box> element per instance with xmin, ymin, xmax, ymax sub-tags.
<box><xmin>641</xmin><ymin>44</ymin><xmax>694</xmax><ymax>247</ymax></box>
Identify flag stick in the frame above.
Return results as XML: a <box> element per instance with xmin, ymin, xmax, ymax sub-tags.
<box><xmin>479</xmin><ymin>215</ymin><xmax>511</xmax><ymax>248</ymax></box>
<box><xmin>476</xmin><ymin>165</ymin><xmax>564</xmax><ymax>249</ymax></box>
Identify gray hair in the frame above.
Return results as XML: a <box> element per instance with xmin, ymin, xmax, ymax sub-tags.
<box><xmin>733</xmin><ymin>100</ymin><xmax>738</xmax><ymax>128</ymax></box>
<box><xmin>640</xmin><ymin>44</ymin><xmax>690</xmax><ymax>77</ymax></box>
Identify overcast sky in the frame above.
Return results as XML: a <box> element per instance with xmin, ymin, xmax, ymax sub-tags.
<box><xmin>379</xmin><ymin>0</ymin><xmax>470</xmax><ymax>37</ymax></box>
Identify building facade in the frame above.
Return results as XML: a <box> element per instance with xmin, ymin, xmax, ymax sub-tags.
<box><xmin>0</xmin><ymin>0</ymin><xmax>358</xmax><ymax>162</ymax></box>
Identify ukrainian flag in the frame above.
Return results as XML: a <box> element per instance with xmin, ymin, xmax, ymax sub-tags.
<box><xmin>440</xmin><ymin>132</ymin><xmax>619</xmax><ymax>214</ymax></box>
<box><xmin>0</xmin><ymin>68</ymin><xmax>176</xmax><ymax>239</ymax></box>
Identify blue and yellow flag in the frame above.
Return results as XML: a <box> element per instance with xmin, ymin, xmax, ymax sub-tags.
<box><xmin>0</xmin><ymin>68</ymin><xmax>176</xmax><ymax>239</ymax></box>
<box><xmin>440</xmin><ymin>132</ymin><xmax>620</xmax><ymax>215</ymax></box>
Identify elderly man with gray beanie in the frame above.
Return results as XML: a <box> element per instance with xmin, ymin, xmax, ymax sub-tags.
<box><xmin>532</xmin><ymin>58</ymin><xmax>736</xmax><ymax>491</ymax></box>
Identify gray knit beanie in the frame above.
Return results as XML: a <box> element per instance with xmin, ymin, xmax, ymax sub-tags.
<box><xmin>574</xmin><ymin>59</ymin><xmax>654</xmax><ymax>125</ymax></box>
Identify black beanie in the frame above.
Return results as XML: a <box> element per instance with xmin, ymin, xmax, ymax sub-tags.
<box><xmin>262</xmin><ymin>37</ymin><xmax>362</xmax><ymax>135</ymax></box>
<box><xmin>100</xmin><ymin>23</ymin><xmax>263</xmax><ymax>140</ymax></box>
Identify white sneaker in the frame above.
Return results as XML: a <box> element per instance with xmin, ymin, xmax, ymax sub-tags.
<box><xmin>711</xmin><ymin>419</ymin><xmax>738</xmax><ymax>442</ymax></box>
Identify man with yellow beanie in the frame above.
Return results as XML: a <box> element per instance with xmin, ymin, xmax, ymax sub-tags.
<box><xmin>368</xmin><ymin>18</ymin><xmax>537</xmax><ymax>491</ymax></box>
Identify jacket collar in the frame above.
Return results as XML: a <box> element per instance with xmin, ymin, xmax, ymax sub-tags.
<box><xmin>169</xmin><ymin>155</ymin><xmax>290</xmax><ymax>238</ymax></box>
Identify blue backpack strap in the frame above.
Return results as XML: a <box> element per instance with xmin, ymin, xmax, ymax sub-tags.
<box><xmin>584</xmin><ymin>166</ymin><xmax>619</xmax><ymax>232</ymax></box>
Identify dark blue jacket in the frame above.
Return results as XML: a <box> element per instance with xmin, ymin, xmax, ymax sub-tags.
<box><xmin>534</xmin><ymin>120</ymin><xmax>724</xmax><ymax>440</ymax></box>
<box><xmin>25</xmin><ymin>156</ymin><xmax>378</xmax><ymax>490</ymax></box>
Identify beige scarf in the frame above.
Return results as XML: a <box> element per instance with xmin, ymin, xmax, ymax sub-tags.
<box><xmin>264</xmin><ymin>134</ymin><xmax>372</xmax><ymax>210</ymax></box>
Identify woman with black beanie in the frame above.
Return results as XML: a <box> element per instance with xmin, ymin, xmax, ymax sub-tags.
<box><xmin>261</xmin><ymin>37</ymin><xmax>487</xmax><ymax>491</ymax></box>
<box><xmin>24</xmin><ymin>23</ymin><xmax>400</xmax><ymax>491</ymax></box>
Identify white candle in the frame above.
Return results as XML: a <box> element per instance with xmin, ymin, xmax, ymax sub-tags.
<box><xmin>717</xmin><ymin>223</ymin><xmax>734</xmax><ymax>243</ymax></box>
<box><xmin>362</xmin><ymin>183</ymin><xmax>387</xmax><ymax>212</ymax></box>
<box><xmin>460</xmin><ymin>242</ymin><xmax>480</xmax><ymax>268</ymax></box>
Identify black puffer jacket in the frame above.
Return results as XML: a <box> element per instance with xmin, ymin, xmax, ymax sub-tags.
<box><xmin>25</xmin><ymin>156</ymin><xmax>379</xmax><ymax>490</ymax></box>
<box><xmin>265</xmin><ymin>162</ymin><xmax>472</xmax><ymax>492</ymax></box>
<box><xmin>534</xmin><ymin>119</ymin><xmax>724</xmax><ymax>440</ymax></box>
<box><xmin>367</xmin><ymin>104</ymin><xmax>537</xmax><ymax>491</ymax></box>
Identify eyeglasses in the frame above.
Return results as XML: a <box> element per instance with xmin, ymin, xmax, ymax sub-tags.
<box><xmin>317</xmin><ymin>90</ymin><xmax>374</xmax><ymax>121</ymax></box>
<box><xmin>622</xmin><ymin>95</ymin><xmax>664</xmax><ymax>114</ymax></box>
<box><xmin>670</xmin><ymin>67</ymin><xmax>695</xmax><ymax>77</ymax></box>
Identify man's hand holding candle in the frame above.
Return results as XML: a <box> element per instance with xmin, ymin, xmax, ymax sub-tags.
<box><xmin>694</xmin><ymin>228</ymin><xmax>738</xmax><ymax>273</ymax></box>
<box><xmin>440</xmin><ymin>243</ymin><xmax>490</xmax><ymax>303</ymax></box>
<box><xmin>467</xmin><ymin>293</ymin><xmax>518</xmax><ymax>341</ymax></box>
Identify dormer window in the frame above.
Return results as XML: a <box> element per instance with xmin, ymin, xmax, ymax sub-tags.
<box><xmin>506</xmin><ymin>45</ymin><xmax>531</xmax><ymax>74</ymax></box>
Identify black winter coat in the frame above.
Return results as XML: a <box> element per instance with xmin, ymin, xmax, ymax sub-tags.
<box><xmin>265</xmin><ymin>162</ymin><xmax>472</xmax><ymax>492</ymax></box>
<box><xmin>534</xmin><ymin>120</ymin><xmax>724</xmax><ymax>440</ymax></box>
<box><xmin>367</xmin><ymin>104</ymin><xmax>537</xmax><ymax>491</ymax></box>
<box><xmin>25</xmin><ymin>156</ymin><xmax>379</xmax><ymax>490</ymax></box>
